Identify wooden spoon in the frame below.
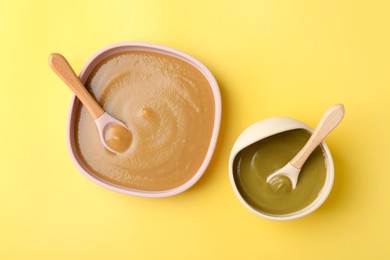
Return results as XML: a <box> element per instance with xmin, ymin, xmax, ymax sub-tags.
<box><xmin>48</xmin><ymin>53</ymin><xmax>132</xmax><ymax>154</ymax></box>
<box><xmin>267</xmin><ymin>104</ymin><xmax>345</xmax><ymax>190</ymax></box>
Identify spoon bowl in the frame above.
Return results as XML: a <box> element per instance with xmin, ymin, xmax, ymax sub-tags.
<box><xmin>94</xmin><ymin>112</ymin><xmax>131</xmax><ymax>154</ymax></box>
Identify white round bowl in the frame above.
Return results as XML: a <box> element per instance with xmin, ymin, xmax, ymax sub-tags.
<box><xmin>229</xmin><ymin>117</ymin><xmax>334</xmax><ymax>220</ymax></box>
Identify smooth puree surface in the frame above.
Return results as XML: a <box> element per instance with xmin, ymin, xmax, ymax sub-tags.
<box><xmin>75</xmin><ymin>51</ymin><xmax>215</xmax><ymax>191</ymax></box>
<box><xmin>233</xmin><ymin>129</ymin><xmax>327</xmax><ymax>215</ymax></box>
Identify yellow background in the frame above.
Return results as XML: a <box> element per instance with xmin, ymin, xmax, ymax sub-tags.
<box><xmin>1</xmin><ymin>0</ymin><xmax>389</xmax><ymax>259</ymax></box>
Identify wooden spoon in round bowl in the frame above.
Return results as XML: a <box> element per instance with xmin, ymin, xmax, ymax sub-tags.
<box><xmin>267</xmin><ymin>104</ymin><xmax>345</xmax><ymax>190</ymax></box>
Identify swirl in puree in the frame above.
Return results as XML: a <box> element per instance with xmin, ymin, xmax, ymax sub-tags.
<box><xmin>75</xmin><ymin>51</ymin><xmax>215</xmax><ymax>191</ymax></box>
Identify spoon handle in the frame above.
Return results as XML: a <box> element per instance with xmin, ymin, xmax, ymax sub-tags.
<box><xmin>48</xmin><ymin>53</ymin><xmax>104</xmax><ymax>120</ymax></box>
<box><xmin>290</xmin><ymin>104</ymin><xmax>345</xmax><ymax>169</ymax></box>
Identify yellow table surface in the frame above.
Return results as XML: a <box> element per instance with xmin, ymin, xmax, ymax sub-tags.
<box><xmin>1</xmin><ymin>0</ymin><xmax>390</xmax><ymax>259</ymax></box>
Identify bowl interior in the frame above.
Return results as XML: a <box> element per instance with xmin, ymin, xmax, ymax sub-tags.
<box><xmin>67</xmin><ymin>42</ymin><xmax>222</xmax><ymax>197</ymax></box>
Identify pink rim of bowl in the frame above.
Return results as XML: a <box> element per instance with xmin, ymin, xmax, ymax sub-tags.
<box><xmin>66</xmin><ymin>42</ymin><xmax>222</xmax><ymax>198</ymax></box>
